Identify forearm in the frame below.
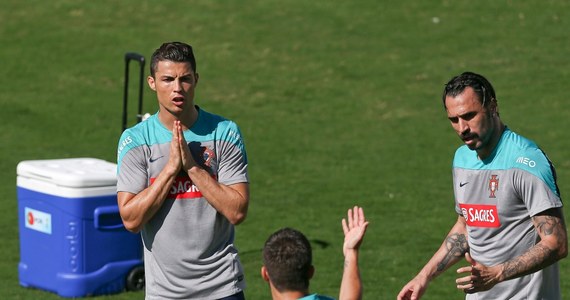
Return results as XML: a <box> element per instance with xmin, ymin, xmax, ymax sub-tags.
<box><xmin>118</xmin><ymin>171</ymin><xmax>177</xmax><ymax>232</ymax></box>
<box><xmin>418</xmin><ymin>217</ymin><xmax>469</xmax><ymax>281</ymax></box>
<box><xmin>187</xmin><ymin>166</ymin><xmax>249</xmax><ymax>225</ymax></box>
<box><xmin>500</xmin><ymin>213</ymin><xmax>568</xmax><ymax>282</ymax></box>
<box><xmin>499</xmin><ymin>243</ymin><xmax>560</xmax><ymax>283</ymax></box>
<box><xmin>419</xmin><ymin>233</ymin><xmax>468</xmax><ymax>280</ymax></box>
<box><xmin>339</xmin><ymin>250</ymin><xmax>362</xmax><ymax>300</ymax></box>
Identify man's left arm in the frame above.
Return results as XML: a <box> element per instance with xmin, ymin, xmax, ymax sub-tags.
<box><xmin>498</xmin><ymin>148</ymin><xmax>569</xmax><ymax>280</ymax></box>
<box><xmin>176</xmin><ymin>121</ymin><xmax>249</xmax><ymax>225</ymax></box>
<box><xmin>501</xmin><ymin>208</ymin><xmax>568</xmax><ymax>279</ymax></box>
<box><xmin>457</xmin><ymin>207</ymin><xmax>568</xmax><ymax>293</ymax></box>
<box><xmin>187</xmin><ymin>167</ymin><xmax>249</xmax><ymax>225</ymax></box>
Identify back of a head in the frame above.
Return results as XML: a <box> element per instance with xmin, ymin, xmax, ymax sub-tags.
<box><xmin>150</xmin><ymin>41</ymin><xmax>197</xmax><ymax>77</ymax></box>
<box><xmin>262</xmin><ymin>228</ymin><xmax>313</xmax><ymax>292</ymax></box>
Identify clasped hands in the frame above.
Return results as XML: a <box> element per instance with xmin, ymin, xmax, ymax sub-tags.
<box><xmin>166</xmin><ymin>120</ymin><xmax>198</xmax><ymax>175</ymax></box>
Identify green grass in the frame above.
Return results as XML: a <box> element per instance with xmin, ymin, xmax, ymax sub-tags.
<box><xmin>1</xmin><ymin>0</ymin><xmax>570</xmax><ymax>299</ymax></box>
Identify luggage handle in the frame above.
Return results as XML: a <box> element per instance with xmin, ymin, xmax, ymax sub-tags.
<box><xmin>94</xmin><ymin>205</ymin><xmax>125</xmax><ymax>231</ymax></box>
<box><xmin>122</xmin><ymin>52</ymin><xmax>146</xmax><ymax>132</ymax></box>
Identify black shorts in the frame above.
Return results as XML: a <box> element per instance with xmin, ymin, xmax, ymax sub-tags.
<box><xmin>218</xmin><ymin>291</ymin><xmax>245</xmax><ymax>300</ymax></box>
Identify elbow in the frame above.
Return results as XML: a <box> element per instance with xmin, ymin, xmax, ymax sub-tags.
<box><xmin>558</xmin><ymin>243</ymin><xmax>568</xmax><ymax>260</ymax></box>
<box><xmin>228</xmin><ymin>204</ymin><xmax>248</xmax><ymax>225</ymax></box>
<box><xmin>228</xmin><ymin>198</ymin><xmax>249</xmax><ymax>225</ymax></box>
<box><xmin>123</xmin><ymin>222</ymin><xmax>142</xmax><ymax>233</ymax></box>
<box><xmin>121</xmin><ymin>218</ymin><xmax>142</xmax><ymax>233</ymax></box>
<box><xmin>226</xmin><ymin>184</ymin><xmax>249</xmax><ymax>225</ymax></box>
<box><xmin>551</xmin><ymin>237</ymin><xmax>568</xmax><ymax>261</ymax></box>
<box><xmin>229</xmin><ymin>211</ymin><xmax>247</xmax><ymax>225</ymax></box>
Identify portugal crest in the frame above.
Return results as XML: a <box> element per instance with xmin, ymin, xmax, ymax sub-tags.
<box><xmin>488</xmin><ymin>175</ymin><xmax>499</xmax><ymax>198</ymax></box>
<box><xmin>202</xmin><ymin>147</ymin><xmax>215</xmax><ymax>167</ymax></box>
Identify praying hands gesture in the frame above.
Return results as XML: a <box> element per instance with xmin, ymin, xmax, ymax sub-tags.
<box><xmin>171</xmin><ymin>120</ymin><xmax>249</xmax><ymax>225</ymax></box>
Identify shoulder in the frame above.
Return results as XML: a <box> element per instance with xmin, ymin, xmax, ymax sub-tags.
<box><xmin>502</xmin><ymin>129</ymin><xmax>553</xmax><ymax>174</ymax></box>
<box><xmin>198</xmin><ymin>107</ymin><xmax>239</xmax><ymax>130</ymax></box>
<box><xmin>452</xmin><ymin>128</ymin><xmax>551</xmax><ymax>171</ymax></box>
<box><xmin>452</xmin><ymin>145</ymin><xmax>476</xmax><ymax>168</ymax></box>
<box><xmin>117</xmin><ymin>124</ymin><xmax>145</xmax><ymax>159</ymax></box>
<box><xmin>197</xmin><ymin>107</ymin><xmax>245</xmax><ymax>144</ymax></box>
<box><xmin>117</xmin><ymin>114</ymin><xmax>167</xmax><ymax>160</ymax></box>
<box><xmin>119</xmin><ymin>114</ymin><xmax>154</xmax><ymax>146</ymax></box>
<box><xmin>298</xmin><ymin>294</ymin><xmax>336</xmax><ymax>300</ymax></box>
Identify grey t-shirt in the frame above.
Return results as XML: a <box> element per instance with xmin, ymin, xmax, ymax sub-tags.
<box><xmin>453</xmin><ymin>128</ymin><xmax>562</xmax><ymax>300</ymax></box>
<box><xmin>117</xmin><ymin>109</ymin><xmax>248</xmax><ymax>299</ymax></box>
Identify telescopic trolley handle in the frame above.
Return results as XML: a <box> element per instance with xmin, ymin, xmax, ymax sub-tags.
<box><xmin>122</xmin><ymin>52</ymin><xmax>145</xmax><ymax>132</ymax></box>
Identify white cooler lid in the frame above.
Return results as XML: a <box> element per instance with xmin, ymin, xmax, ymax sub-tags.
<box><xmin>17</xmin><ymin>158</ymin><xmax>117</xmax><ymax>188</ymax></box>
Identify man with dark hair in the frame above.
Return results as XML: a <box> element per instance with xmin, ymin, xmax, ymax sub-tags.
<box><xmin>397</xmin><ymin>72</ymin><xmax>567</xmax><ymax>300</ymax></box>
<box><xmin>262</xmin><ymin>206</ymin><xmax>369</xmax><ymax>300</ymax></box>
<box><xmin>117</xmin><ymin>41</ymin><xmax>249</xmax><ymax>299</ymax></box>
<box><xmin>262</xmin><ymin>228</ymin><xmax>315</xmax><ymax>296</ymax></box>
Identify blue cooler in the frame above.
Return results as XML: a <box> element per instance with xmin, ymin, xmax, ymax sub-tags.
<box><xmin>17</xmin><ymin>158</ymin><xmax>144</xmax><ymax>297</ymax></box>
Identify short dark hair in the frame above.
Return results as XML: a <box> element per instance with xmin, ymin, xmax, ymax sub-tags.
<box><xmin>262</xmin><ymin>228</ymin><xmax>313</xmax><ymax>292</ymax></box>
<box><xmin>150</xmin><ymin>41</ymin><xmax>197</xmax><ymax>77</ymax></box>
<box><xmin>442</xmin><ymin>71</ymin><xmax>496</xmax><ymax>109</ymax></box>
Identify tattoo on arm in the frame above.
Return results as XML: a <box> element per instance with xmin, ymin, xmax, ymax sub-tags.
<box><xmin>536</xmin><ymin>215</ymin><xmax>561</xmax><ymax>236</ymax></box>
<box><xmin>502</xmin><ymin>244</ymin><xmax>552</xmax><ymax>279</ymax></box>
<box><xmin>437</xmin><ymin>233</ymin><xmax>469</xmax><ymax>272</ymax></box>
<box><xmin>502</xmin><ymin>214</ymin><xmax>566</xmax><ymax>280</ymax></box>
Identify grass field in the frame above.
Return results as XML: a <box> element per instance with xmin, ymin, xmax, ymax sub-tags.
<box><xmin>1</xmin><ymin>1</ymin><xmax>569</xmax><ymax>299</ymax></box>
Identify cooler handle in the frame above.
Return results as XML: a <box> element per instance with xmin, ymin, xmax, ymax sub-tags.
<box><xmin>94</xmin><ymin>206</ymin><xmax>125</xmax><ymax>231</ymax></box>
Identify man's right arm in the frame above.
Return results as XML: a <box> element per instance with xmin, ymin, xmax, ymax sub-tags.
<box><xmin>397</xmin><ymin>215</ymin><xmax>469</xmax><ymax>300</ymax></box>
<box><xmin>117</xmin><ymin>169</ymin><xmax>177</xmax><ymax>233</ymax></box>
<box><xmin>117</xmin><ymin>123</ymin><xmax>182</xmax><ymax>233</ymax></box>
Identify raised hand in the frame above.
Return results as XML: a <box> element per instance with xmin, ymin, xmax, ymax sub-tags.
<box><xmin>342</xmin><ymin>206</ymin><xmax>369</xmax><ymax>256</ymax></box>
